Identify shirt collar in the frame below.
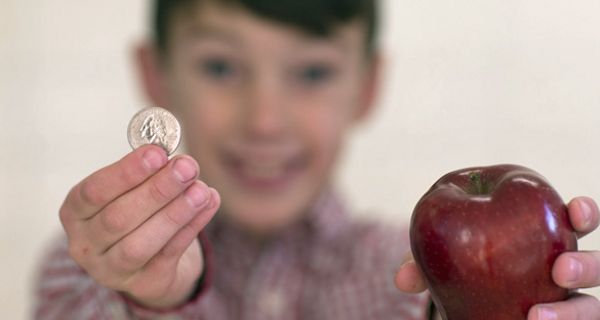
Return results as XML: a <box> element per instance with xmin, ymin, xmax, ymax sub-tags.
<box><xmin>303</xmin><ymin>188</ymin><xmax>351</xmax><ymax>242</ymax></box>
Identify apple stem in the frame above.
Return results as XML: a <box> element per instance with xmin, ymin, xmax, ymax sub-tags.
<box><xmin>470</xmin><ymin>172</ymin><xmax>485</xmax><ymax>194</ymax></box>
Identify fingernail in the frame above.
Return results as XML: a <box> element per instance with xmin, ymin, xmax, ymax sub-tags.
<box><xmin>579</xmin><ymin>199</ymin><xmax>593</xmax><ymax>229</ymax></box>
<box><xmin>566</xmin><ymin>257</ymin><xmax>583</xmax><ymax>284</ymax></box>
<box><xmin>185</xmin><ymin>183</ymin><xmax>209</xmax><ymax>208</ymax></box>
<box><xmin>173</xmin><ymin>158</ymin><xmax>197</xmax><ymax>183</ymax></box>
<box><xmin>399</xmin><ymin>260</ymin><xmax>411</xmax><ymax>270</ymax></box>
<box><xmin>143</xmin><ymin>149</ymin><xmax>166</xmax><ymax>171</ymax></box>
<box><xmin>537</xmin><ymin>306</ymin><xmax>557</xmax><ymax>320</ymax></box>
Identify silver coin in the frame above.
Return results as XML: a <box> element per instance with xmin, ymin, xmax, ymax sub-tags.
<box><xmin>127</xmin><ymin>107</ymin><xmax>181</xmax><ymax>156</ymax></box>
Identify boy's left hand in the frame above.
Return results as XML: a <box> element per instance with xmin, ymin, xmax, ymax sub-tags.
<box><xmin>396</xmin><ymin>196</ymin><xmax>600</xmax><ymax>319</ymax></box>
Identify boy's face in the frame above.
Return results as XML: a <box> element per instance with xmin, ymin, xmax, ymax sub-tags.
<box><xmin>143</xmin><ymin>2</ymin><xmax>378</xmax><ymax>234</ymax></box>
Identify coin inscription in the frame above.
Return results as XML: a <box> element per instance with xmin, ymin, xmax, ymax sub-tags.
<box><xmin>127</xmin><ymin>107</ymin><xmax>181</xmax><ymax>155</ymax></box>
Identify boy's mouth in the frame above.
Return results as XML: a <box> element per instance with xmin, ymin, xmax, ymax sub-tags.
<box><xmin>221</xmin><ymin>148</ymin><xmax>308</xmax><ymax>190</ymax></box>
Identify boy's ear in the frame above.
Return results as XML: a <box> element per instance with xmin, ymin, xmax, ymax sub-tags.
<box><xmin>134</xmin><ymin>41</ymin><xmax>169</xmax><ymax>108</ymax></box>
<box><xmin>353</xmin><ymin>52</ymin><xmax>382</xmax><ymax>123</ymax></box>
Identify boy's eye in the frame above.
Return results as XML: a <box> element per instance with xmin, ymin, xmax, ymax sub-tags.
<box><xmin>297</xmin><ymin>64</ymin><xmax>335</xmax><ymax>84</ymax></box>
<box><xmin>199</xmin><ymin>58</ymin><xmax>236</xmax><ymax>79</ymax></box>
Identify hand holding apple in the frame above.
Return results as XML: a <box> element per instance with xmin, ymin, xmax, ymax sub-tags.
<box><xmin>399</xmin><ymin>164</ymin><xmax>600</xmax><ymax>320</ymax></box>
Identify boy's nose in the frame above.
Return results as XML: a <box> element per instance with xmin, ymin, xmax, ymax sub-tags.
<box><xmin>243</xmin><ymin>79</ymin><xmax>289</xmax><ymax>139</ymax></box>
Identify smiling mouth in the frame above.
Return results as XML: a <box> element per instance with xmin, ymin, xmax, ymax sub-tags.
<box><xmin>221</xmin><ymin>150</ymin><xmax>308</xmax><ymax>190</ymax></box>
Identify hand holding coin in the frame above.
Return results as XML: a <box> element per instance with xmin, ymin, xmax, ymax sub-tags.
<box><xmin>59</xmin><ymin>107</ymin><xmax>220</xmax><ymax>309</ymax></box>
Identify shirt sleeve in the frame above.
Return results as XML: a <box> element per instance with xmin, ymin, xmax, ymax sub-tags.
<box><xmin>33</xmin><ymin>233</ymin><xmax>220</xmax><ymax>320</ymax></box>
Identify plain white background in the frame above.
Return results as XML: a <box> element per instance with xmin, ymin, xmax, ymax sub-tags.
<box><xmin>1</xmin><ymin>0</ymin><xmax>599</xmax><ymax>318</ymax></box>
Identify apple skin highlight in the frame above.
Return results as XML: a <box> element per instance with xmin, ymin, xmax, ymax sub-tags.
<box><xmin>410</xmin><ymin>164</ymin><xmax>577</xmax><ymax>320</ymax></box>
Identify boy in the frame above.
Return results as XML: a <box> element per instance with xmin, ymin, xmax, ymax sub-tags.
<box><xmin>35</xmin><ymin>0</ymin><xmax>600</xmax><ymax>319</ymax></box>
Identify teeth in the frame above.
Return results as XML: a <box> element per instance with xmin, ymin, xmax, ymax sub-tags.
<box><xmin>241</xmin><ymin>162</ymin><xmax>285</xmax><ymax>180</ymax></box>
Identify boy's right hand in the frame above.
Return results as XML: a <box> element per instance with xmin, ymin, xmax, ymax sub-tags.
<box><xmin>59</xmin><ymin>145</ymin><xmax>220</xmax><ymax>309</ymax></box>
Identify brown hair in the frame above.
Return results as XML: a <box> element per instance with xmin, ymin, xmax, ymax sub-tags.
<box><xmin>152</xmin><ymin>0</ymin><xmax>378</xmax><ymax>56</ymax></box>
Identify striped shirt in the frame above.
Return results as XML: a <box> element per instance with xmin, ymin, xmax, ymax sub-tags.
<box><xmin>34</xmin><ymin>190</ymin><xmax>430</xmax><ymax>319</ymax></box>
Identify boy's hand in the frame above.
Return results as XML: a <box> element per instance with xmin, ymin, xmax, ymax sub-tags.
<box><xmin>59</xmin><ymin>145</ymin><xmax>220</xmax><ymax>309</ymax></box>
<box><xmin>395</xmin><ymin>197</ymin><xmax>600</xmax><ymax>319</ymax></box>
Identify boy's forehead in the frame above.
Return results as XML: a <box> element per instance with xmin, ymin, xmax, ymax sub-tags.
<box><xmin>169</xmin><ymin>1</ymin><xmax>367</xmax><ymax>52</ymax></box>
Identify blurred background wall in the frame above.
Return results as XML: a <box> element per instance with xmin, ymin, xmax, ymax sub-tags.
<box><xmin>1</xmin><ymin>0</ymin><xmax>599</xmax><ymax>318</ymax></box>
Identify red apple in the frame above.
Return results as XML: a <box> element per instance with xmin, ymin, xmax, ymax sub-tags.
<box><xmin>410</xmin><ymin>164</ymin><xmax>577</xmax><ymax>320</ymax></box>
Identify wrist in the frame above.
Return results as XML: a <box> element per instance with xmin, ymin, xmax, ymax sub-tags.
<box><xmin>125</xmin><ymin>271</ymin><xmax>202</xmax><ymax>309</ymax></box>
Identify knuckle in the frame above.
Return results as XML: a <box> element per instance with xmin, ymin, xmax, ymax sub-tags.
<box><xmin>118</xmin><ymin>158</ymin><xmax>148</xmax><ymax>187</ymax></box>
<box><xmin>164</xmin><ymin>208</ymin><xmax>190</xmax><ymax>227</ymax></box>
<box><xmin>114</xmin><ymin>242</ymin><xmax>147</xmax><ymax>271</ymax></box>
<box><xmin>159</xmin><ymin>239</ymin><xmax>183</xmax><ymax>259</ymax></box>
<box><xmin>586</xmin><ymin>252</ymin><xmax>600</xmax><ymax>283</ymax></box>
<box><xmin>58</xmin><ymin>204</ymin><xmax>73</xmax><ymax>230</ymax></box>
<box><xmin>159</xmin><ymin>244</ymin><xmax>178</xmax><ymax>260</ymax></box>
<box><xmin>188</xmin><ymin>209</ymin><xmax>212</xmax><ymax>231</ymax></box>
<box><xmin>187</xmin><ymin>216</ymin><xmax>205</xmax><ymax>231</ymax></box>
<box><xmin>578</xmin><ymin>296</ymin><xmax>600</xmax><ymax>319</ymax></box>
<box><xmin>147</xmin><ymin>179</ymin><xmax>173</xmax><ymax>203</ymax></box>
<box><xmin>79</xmin><ymin>179</ymin><xmax>105</xmax><ymax>208</ymax></box>
<box><xmin>100</xmin><ymin>207</ymin><xmax>128</xmax><ymax>235</ymax></box>
<box><xmin>160</xmin><ymin>228</ymin><xmax>200</xmax><ymax>260</ymax></box>
<box><xmin>118</xmin><ymin>164</ymin><xmax>140</xmax><ymax>186</ymax></box>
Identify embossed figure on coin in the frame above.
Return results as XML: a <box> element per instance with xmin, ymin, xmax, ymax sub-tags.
<box><xmin>127</xmin><ymin>107</ymin><xmax>181</xmax><ymax>156</ymax></box>
<box><xmin>140</xmin><ymin>115</ymin><xmax>167</xmax><ymax>145</ymax></box>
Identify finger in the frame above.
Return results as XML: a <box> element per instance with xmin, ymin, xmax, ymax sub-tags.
<box><xmin>87</xmin><ymin>155</ymin><xmax>199</xmax><ymax>251</ymax></box>
<box><xmin>567</xmin><ymin>197</ymin><xmax>600</xmax><ymax>238</ymax></box>
<box><xmin>62</xmin><ymin>145</ymin><xmax>167</xmax><ymax>223</ymax></box>
<box><xmin>126</xmin><ymin>189</ymin><xmax>220</xmax><ymax>292</ymax></box>
<box><xmin>395</xmin><ymin>258</ymin><xmax>428</xmax><ymax>293</ymax></box>
<box><xmin>553</xmin><ymin>251</ymin><xmax>600</xmax><ymax>289</ymax></box>
<box><xmin>153</xmin><ymin>188</ymin><xmax>219</xmax><ymax>265</ymax></box>
<box><xmin>527</xmin><ymin>293</ymin><xmax>600</xmax><ymax>320</ymax></box>
<box><xmin>104</xmin><ymin>181</ymin><xmax>213</xmax><ymax>273</ymax></box>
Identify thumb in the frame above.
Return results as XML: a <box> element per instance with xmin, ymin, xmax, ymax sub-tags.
<box><xmin>395</xmin><ymin>253</ymin><xmax>428</xmax><ymax>293</ymax></box>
